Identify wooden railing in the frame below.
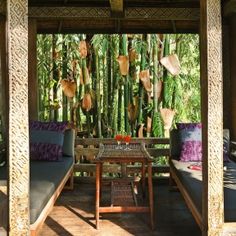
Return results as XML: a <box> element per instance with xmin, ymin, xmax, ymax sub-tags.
<box><xmin>74</xmin><ymin>137</ymin><xmax>170</xmax><ymax>180</ymax></box>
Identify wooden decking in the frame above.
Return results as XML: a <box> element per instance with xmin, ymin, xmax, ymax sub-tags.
<box><xmin>38</xmin><ymin>181</ymin><xmax>201</xmax><ymax>236</ymax></box>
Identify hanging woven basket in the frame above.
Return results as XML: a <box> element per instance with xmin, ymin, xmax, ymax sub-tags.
<box><xmin>139</xmin><ymin>70</ymin><xmax>152</xmax><ymax>92</ymax></box>
<box><xmin>61</xmin><ymin>79</ymin><xmax>76</xmax><ymax>98</ymax></box>
<box><xmin>117</xmin><ymin>55</ymin><xmax>129</xmax><ymax>76</ymax></box>
<box><xmin>82</xmin><ymin>93</ymin><xmax>92</xmax><ymax>112</ymax></box>
<box><xmin>160</xmin><ymin>54</ymin><xmax>181</xmax><ymax>76</ymax></box>
<box><xmin>79</xmin><ymin>40</ymin><xmax>87</xmax><ymax>58</ymax></box>
<box><xmin>160</xmin><ymin>108</ymin><xmax>175</xmax><ymax>130</ymax></box>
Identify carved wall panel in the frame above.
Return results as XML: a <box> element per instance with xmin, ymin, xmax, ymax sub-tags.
<box><xmin>29</xmin><ymin>7</ymin><xmax>110</xmax><ymax>18</ymax></box>
<box><xmin>200</xmin><ymin>0</ymin><xmax>224</xmax><ymax>235</ymax></box>
<box><xmin>125</xmin><ymin>7</ymin><xmax>199</xmax><ymax>20</ymax></box>
<box><xmin>29</xmin><ymin>6</ymin><xmax>200</xmax><ymax>21</ymax></box>
<box><xmin>7</xmin><ymin>0</ymin><xmax>29</xmax><ymax>235</ymax></box>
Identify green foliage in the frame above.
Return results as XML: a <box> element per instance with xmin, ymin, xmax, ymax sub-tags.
<box><xmin>37</xmin><ymin>33</ymin><xmax>200</xmax><ymax>136</ymax></box>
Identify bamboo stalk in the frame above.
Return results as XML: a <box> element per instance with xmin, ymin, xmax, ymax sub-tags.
<box><xmin>95</xmin><ymin>51</ymin><xmax>102</xmax><ymax>137</ymax></box>
<box><xmin>122</xmin><ymin>34</ymin><xmax>129</xmax><ymax>134</ymax></box>
<box><xmin>62</xmin><ymin>35</ymin><xmax>68</xmax><ymax>121</ymax></box>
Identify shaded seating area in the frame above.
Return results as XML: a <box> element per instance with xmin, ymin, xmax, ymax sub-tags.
<box><xmin>0</xmin><ymin>129</ymin><xmax>75</xmax><ymax>235</ymax></box>
<box><xmin>2</xmin><ymin>0</ymin><xmax>236</xmax><ymax>235</ymax></box>
<box><xmin>169</xmin><ymin>127</ymin><xmax>236</xmax><ymax>233</ymax></box>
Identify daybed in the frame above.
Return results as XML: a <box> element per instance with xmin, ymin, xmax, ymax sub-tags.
<box><xmin>0</xmin><ymin>128</ymin><xmax>75</xmax><ymax>236</ymax></box>
<box><xmin>169</xmin><ymin>128</ymin><xmax>236</xmax><ymax>232</ymax></box>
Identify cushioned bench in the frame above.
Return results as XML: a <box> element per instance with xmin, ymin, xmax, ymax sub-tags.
<box><xmin>0</xmin><ymin>128</ymin><xmax>75</xmax><ymax>236</ymax></box>
<box><xmin>169</xmin><ymin>128</ymin><xmax>236</xmax><ymax>231</ymax></box>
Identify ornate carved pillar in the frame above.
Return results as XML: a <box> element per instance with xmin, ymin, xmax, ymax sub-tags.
<box><xmin>200</xmin><ymin>0</ymin><xmax>224</xmax><ymax>235</ymax></box>
<box><xmin>7</xmin><ymin>1</ymin><xmax>30</xmax><ymax>235</ymax></box>
<box><xmin>28</xmin><ymin>19</ymin><xmax>38</xmax><ymax>120</ymax></box>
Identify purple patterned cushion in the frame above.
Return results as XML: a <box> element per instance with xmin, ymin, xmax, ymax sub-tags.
<box><xmin>29</xmin><ymin>121</ymin><xmax>68</xmax><ymax>161</ymax></box>
<box><xmin>176</xmin><ymin>123</ymin><xmax>202</xmax><ymax>162</ymax></box>
<box><xmin>29</xmin><ymin>121</ymin><xmax>68</xmax><ymax>132</ymax></box>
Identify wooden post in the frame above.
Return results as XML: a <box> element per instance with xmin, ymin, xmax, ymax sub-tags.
<box><xmin>0</xmin><ymin>17</ymin><xmax>7</xmax><ymax>141</ymax></box>
<box><xmin>229</xmin><ymin>15</ymin><xmax>236</xmax><ymax>139</ymax></box>
<box><xmin>200</xmin><ymin>0</ymin><xmax>224</xmax><ymax>235</ymax></box>
<box><xmin>7</xmin><ymin>1</ymin><xmax>30</xmax><ymax>235</ymax></box>
<box><xmin>28</xmin><ymin>18</ymin><xmax>38</xmax><ymax>121</ymax></box>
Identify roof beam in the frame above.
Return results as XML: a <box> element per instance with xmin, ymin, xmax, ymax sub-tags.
<box><xmin>29</xmin><ymin>7</ymin><xmax>200</xmax><ymax>21</ymax></box>
<box><xmin>224</xmin><ymin>0</ymin><xmax>236</xmax><ymax>17</ymax></box>
<box><xmin>109</xmin><ymin>0</ymin><xmax>124</xmax><ymax>17</ymax></box>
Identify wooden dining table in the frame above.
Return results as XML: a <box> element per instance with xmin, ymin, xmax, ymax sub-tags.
<box><xmin>94</xmin><ymin>142</ymin><xmax>154</xmax><ymax>230</ymax></box>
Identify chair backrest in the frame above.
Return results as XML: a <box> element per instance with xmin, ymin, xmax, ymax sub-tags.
<box><xmin>62</xmin><ymin>129</ymin><xmax>75</xmax><ymax>157</ymax></box>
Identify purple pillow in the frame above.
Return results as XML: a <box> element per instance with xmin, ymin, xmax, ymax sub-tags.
<box><xmin>29</xmin><ymin>121</ymin><xmax>68</xmax><ymax>161</ymax></box>
<box><xmin>177</xmin><ymin>123</ymin><xmax>202</xmax><ymax>162</ymax></box>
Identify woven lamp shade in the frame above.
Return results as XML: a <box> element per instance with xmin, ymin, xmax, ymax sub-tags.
<box><xmin>61</xmin><ymin>79</ymin><xmax>76</xmax><ymax>98</ymax></box>
<box><xmin>160</xmin><ymin>54</ymin><xmax>181</xmax><ymax>76</ymax></box>
<box><xmin>128</xmin><ymin>103</ymin><xmax>138</xmax><ymax>123</ymax></box>
<box><xmin>79</xmin><ymin>40</ymin><xmax>87</xmax><ymax>58</ymax></box>
<box><xmin>139</xmin><ymin>70</ymin><xmax>152</xmax><ymax>92</ymax></box>
<box><xmin>160</xmin><ymin>108</ymin><xmax>175</xmax><ymax>130</ymax></box>
<box><xmin>82</xmin><ymin>93</ymin><xmax>92</xmax><ymax>112</ymax></box>
<box><xmin>117</xmin><ymin>55</ymin><xmax>129</xmax><ymax>76</ymax></box>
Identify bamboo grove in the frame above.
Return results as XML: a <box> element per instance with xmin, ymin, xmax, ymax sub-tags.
<box><xmin>37</xmin><ymin>34</ymin><xmax>200</xmax><ymax>138</ymax></box>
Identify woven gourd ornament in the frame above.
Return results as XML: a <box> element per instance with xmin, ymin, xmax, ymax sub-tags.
<box><xmin>79</xmin><ymin>40</ymin><xmax>87</xmax><ymax>58</ymax></box>
<box><xmin>117</xmin><ymin>55</ymin><xmax>129</xmax><ymax>76</ymax></box>
<box><xmin>160</xmin><ymin>108</ymin><xmax>175</xmax><ymax>131</ymax></box>
<box><xmin>160</xmin><ymin>54</ymin><xmax>181</xmax><ymax>76</ymax></box>
<box><xmin>61</xmin><ymin>79</ymin><xmax>76</xmax><ymax>98</ymax></box>
<box><xmin>139</xmin><ymin>70</ymin><xmax>152</xmax><ymax>92</ymax></box>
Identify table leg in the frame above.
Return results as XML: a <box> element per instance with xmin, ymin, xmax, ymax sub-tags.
<box><xmin>95</xmin><ymin>163</ymin><xmax>101</xmax><ymax>229</ymax></box>
<box><xmin>142</xmin><ymin>161</ymin><xmax>146</xmax><ymax>197</ymax></box>
<box><xmin>148</xmin><ymin>162</ymin><xmax>154</xmax><ymax>230</ymax></box>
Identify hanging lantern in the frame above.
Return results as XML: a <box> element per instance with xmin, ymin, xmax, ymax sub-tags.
<box><xmin>79</xmin><ymin>40</ymin><xmax>87</xmax><ymax>58</ymax></box>
<box><xmin>61</xmin><ymin>79</ymin><xmax>76</xmax><ymax>98</ymax></box>
<box><xmin>129</xmin><ymin>48</ymin><xmax>138</xmax><ymax>63</ymax></box>
<box><xmin>160</xmin><ymin>108</ymin><xmax>175</xmax><ymax>131</ymax></box>
<box><xmin>139</xmin><ymin>70</ymin><xmax>152</xmax><ymax>92</ymax></box>
<box><xmin>117</xmin><ymin>55</ymin><xmax>129</xmax><ymax>76</ymax></box>
<box><xmin>82</xmin><ymin>93</ymin><xmax>92</xmax><ymax>112</ymax></box>
<box><xmin>160</xmin><ymin>54</ymin><xmax>181</xmax><ymax>76</ymax></box>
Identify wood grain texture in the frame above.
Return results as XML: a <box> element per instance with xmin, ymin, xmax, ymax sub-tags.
<box><xmin>200</xmin><ymin>0</ymin><xmax>224</xmax><ymax>235</ymax></box>
<box><xmin>7</xmin><ymin>0</ymin><xmax>30</xmax><ymax>235</ymax></box>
